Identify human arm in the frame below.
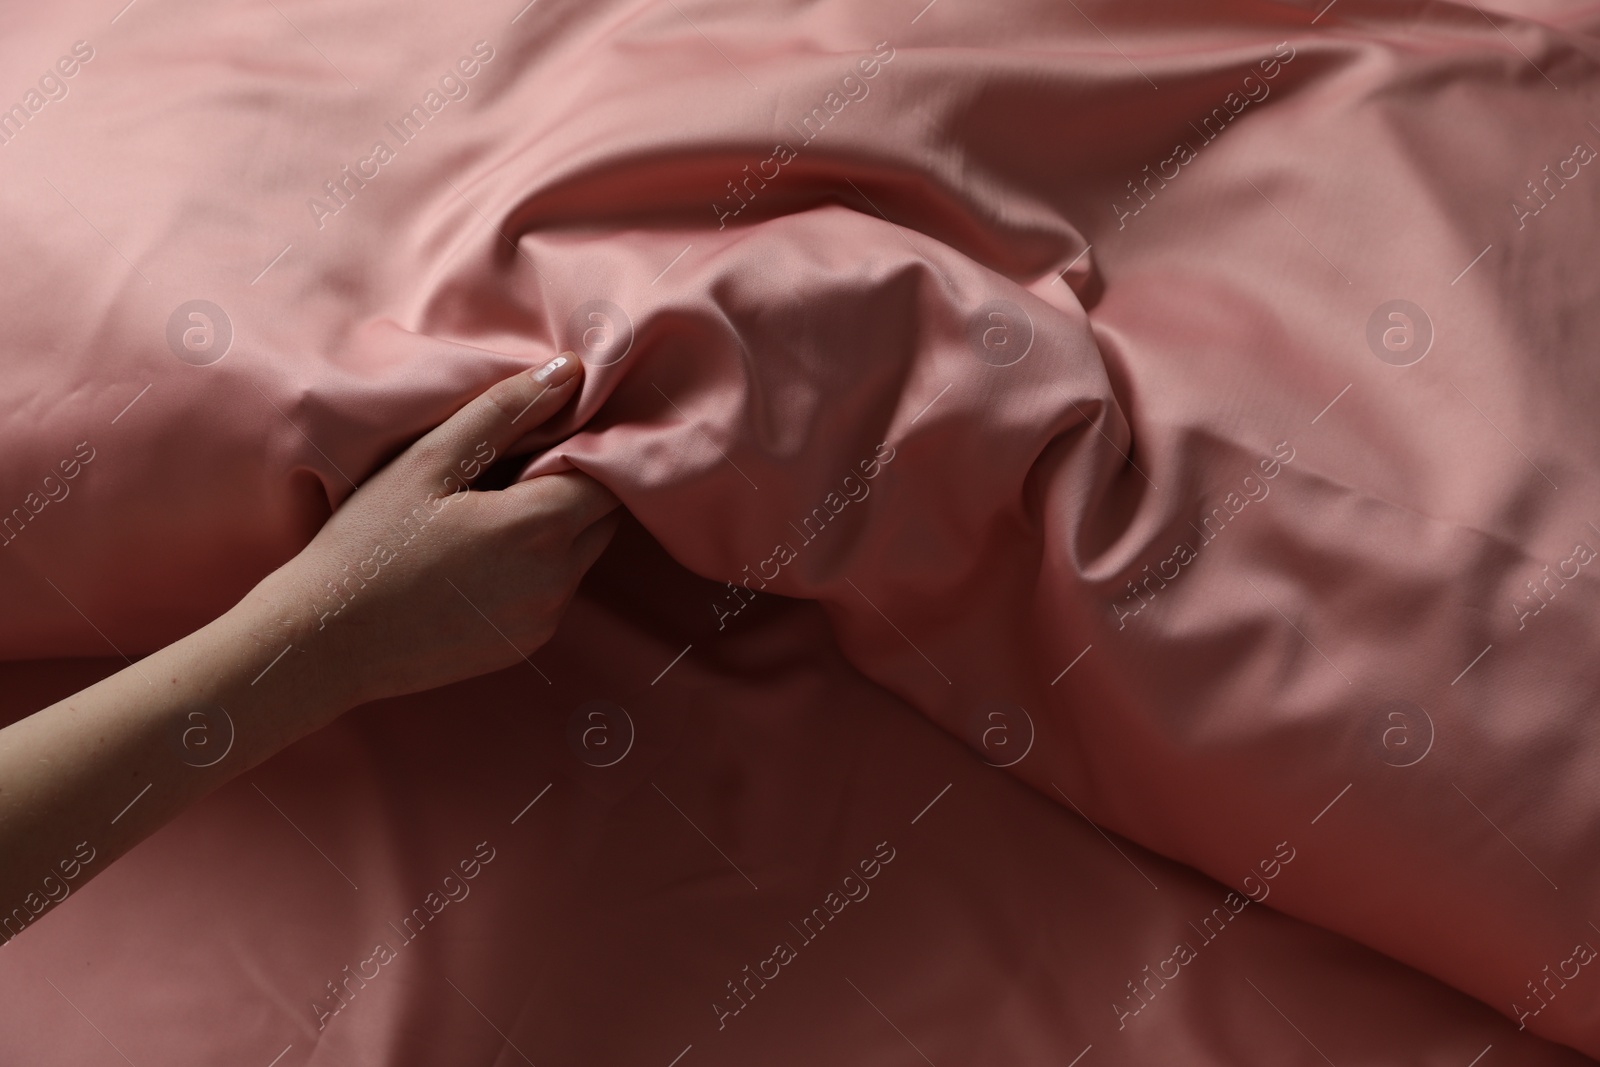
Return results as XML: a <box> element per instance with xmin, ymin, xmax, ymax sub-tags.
<box><xmin>0</xmin><ymin>352</ymin><xmax>617</xmax><ymax>935</ymax></box>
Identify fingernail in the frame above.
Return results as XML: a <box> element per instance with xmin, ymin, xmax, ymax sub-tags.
<box><xmin>537</xmin><ymin>351</ymin><xmax>588</xmax><ymax>390</ymax></box>
<box><xmin>532</xmin><ymin>354</ymin><xmax>568</xmax><ymax>383</ymax></box>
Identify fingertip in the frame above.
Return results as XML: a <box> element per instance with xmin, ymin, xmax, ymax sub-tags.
<box><xmin>532</xmin><ymin>351</ymin><xmax>583</xmax><ymax>390</ymax></box>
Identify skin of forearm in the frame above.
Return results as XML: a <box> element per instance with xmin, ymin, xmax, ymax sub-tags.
<box><xmin>0</xmin><ymin>576</ymin><xmax>353</xmax><ymax>937</ymax></box>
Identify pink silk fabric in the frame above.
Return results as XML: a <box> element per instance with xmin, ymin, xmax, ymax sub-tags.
<box><xmin>3</xmin><ymin>0</ymin><xmax>1600</xmax><ymax>1061</ymax></box>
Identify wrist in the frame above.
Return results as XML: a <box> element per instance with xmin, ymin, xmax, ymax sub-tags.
<box><xmin>214</xmin><ymin>569</ymin><xmax>365</xmax><ymax>734</ymax></box>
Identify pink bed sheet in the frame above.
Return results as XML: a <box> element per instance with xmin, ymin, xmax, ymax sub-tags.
<box><xmin>3</xmin><ymin>0</ymin><xmax>1600</xmax><ymax>1060</ymax></box>
<box><xmin>0</xmin><ymin>522</ymin><xmax>1590</xmax><ymax>1065</ymax></box>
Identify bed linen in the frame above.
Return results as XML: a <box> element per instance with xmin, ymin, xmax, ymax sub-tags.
<box><xmin>0</xmin><ymin>522</ymin><xmax>1591</xmax><ymax>1065</ymax></box>
<box><xmin>2</xmin><ymin>0</ymin><xmax>1600</xmax><ymax>1061</ymax></box>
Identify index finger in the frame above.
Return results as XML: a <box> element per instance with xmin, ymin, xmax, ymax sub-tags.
<box><xmin>413</xmin><ymin>352</ymin><xmax>583</xmax><ymax>488</ymax></box>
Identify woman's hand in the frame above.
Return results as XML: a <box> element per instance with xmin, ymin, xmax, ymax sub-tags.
<box><xmin>0</xmin><ymin>352</ymin><xmax>619</xmax><ymax>935</ymax></box>
<box><xmin>242</xmin><ymin>351</ymin><xmax>621</xmax><ymax>708</ymax></box>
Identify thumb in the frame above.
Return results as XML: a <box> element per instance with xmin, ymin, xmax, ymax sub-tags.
<box><xmin>413</xmin><ymin>353</ymin><xmax>583</xmax><ymax>488</ymax></box>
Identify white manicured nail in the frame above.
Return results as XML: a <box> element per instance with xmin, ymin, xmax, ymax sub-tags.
<box><xmin>532</xmin><ymin>354</ymin><xmax>569</xmax><ymax>382</ymax></box>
